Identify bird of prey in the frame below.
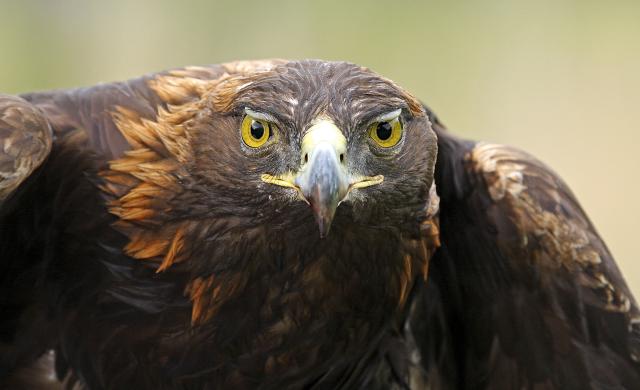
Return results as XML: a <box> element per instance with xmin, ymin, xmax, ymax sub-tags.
<box><xmin>0</xmin><ymin>60</ymin><xmax>638</xmax><ymax>389</ymax></box>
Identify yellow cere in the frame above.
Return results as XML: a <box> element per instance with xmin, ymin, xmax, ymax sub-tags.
<box><xmin>241</xmin><ymin>115</ymin><xmax>272</xmax><ymax>148</ymax></box>
<box><xmin>369</xmin><ymin>117</ymin><xmax>402</xmax><ymax>148</ymax></box>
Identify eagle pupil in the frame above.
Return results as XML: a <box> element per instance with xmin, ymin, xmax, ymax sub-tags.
<box><xmin>251</xmin><ymin>121</ymin><xmax>265</xmax><ymax>139</ymax></box>
<box><xmin>376</xmin><ymin>122</ymin><xmax>392</xmax><ymax>140</ymax></box>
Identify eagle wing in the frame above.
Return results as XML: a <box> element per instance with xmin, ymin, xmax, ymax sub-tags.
<box><xmin>411</xmin><ymin>117</ymin><xmax>640</xmax><ymax>388</ymax></box>
<box><xmin>0</xmin><ymin>95</ymin><xmax>52</xmax><ymax>203</ymax></box>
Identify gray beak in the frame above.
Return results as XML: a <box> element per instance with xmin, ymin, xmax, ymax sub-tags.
<box><xmin>295</xmin><ymin>140</ymin><xmax>350</xmax><ymax>237</ymax></box>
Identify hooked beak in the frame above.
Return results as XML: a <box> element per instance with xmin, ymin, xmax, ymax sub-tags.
<box><xmin>294</xmin><ymin>121</ymin><xmax>350</xmax><ymax>237</ymax></box>
<box><xmin>261</xmin><ymin>119</ymin><xmax>383</xmax><ymax>237</ymax></box>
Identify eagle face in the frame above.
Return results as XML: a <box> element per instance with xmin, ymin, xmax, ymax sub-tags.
<box><xmin>186</xmin><ymin>60</ymin><xmax>438</xmax><ymax>240</ymax></box>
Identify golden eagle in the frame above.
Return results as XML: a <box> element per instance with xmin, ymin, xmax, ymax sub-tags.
<box><xmin>0</xmin><ymin>60</ymin><xmax>638</xmax><ymax>389</ymax></box>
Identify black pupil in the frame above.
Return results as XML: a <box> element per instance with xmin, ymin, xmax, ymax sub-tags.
<box><xmin>376</xmin><ymin>122</ymin><xmax>393</xmax><ymax>141</ymax></box>
<box><xmin>250</xmin><ymin>121</ymin><xmax>266</xmax><ymax>140</ymax></box>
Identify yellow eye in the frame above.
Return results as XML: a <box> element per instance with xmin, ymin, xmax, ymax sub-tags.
<box><xmin>369</xmin><ymin>117</ymin><xmax>402</xmax><ymax>148</ymax></box>
<box><xmin>241</xmin><ymin>115</ymin><xmax>272</xmax><ymax>148</ymax></box>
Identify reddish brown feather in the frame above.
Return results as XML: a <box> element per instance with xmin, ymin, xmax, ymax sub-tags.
<box><xmin>102</xmin><ymin>102</ymin><xmax>195</xmax><ymax>267</ymax></box>
<box><xmin>157</xmin><ymin>225</ymin><xmax>187</xmax><ymax>273</ymax></box>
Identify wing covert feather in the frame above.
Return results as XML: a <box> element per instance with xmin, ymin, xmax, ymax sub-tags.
<box><xmin>0</xmin><ymin>95</ymin><xmax>52</xmax><ymax>202</ymax></box>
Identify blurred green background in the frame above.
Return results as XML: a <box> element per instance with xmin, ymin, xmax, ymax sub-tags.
<box><xmin>1</xmin><ymin>0</ymin><xmax>638</xmax><ymax>294</ymax></box>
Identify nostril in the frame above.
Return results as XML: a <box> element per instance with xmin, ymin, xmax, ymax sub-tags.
<box><xmin>339</xmin><ymin>153</ymin><xmax>344</xmax><ymax>163</ymax></box>
<box><xmin>304</xmin><ymin>153</ymin><xmax>309</xmax><ymax>164</ymax></box>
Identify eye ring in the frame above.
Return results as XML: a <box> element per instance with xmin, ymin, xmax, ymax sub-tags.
<box><xmin>241</xmin><ymin>115</ymin><xmax>274</xmax><ymax>148</ymax></box>
<box><xmin>369</xmin><ymin>117</ymin><xmax>402</xmax><ymax>148</ymax></box>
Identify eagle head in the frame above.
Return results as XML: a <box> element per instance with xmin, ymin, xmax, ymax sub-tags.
<box><xmin>185</xmin><ymin>60</ymin><xmax>438</xmax><ymax>240</ymax></box>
